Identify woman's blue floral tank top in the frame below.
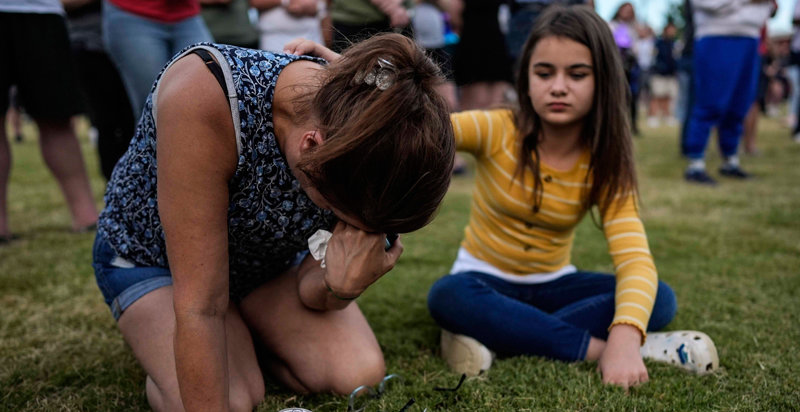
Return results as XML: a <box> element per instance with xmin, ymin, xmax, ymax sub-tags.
<box><xmin>97</xmin><ymin>43</ymin><xmax>335</xmax><ymax>300</ymax></box>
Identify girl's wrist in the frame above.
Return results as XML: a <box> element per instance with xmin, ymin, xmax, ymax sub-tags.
<box><xmin>608</xmin><ymin>324</ymin><xmax>644</xmax><ymax>348</ymax></box>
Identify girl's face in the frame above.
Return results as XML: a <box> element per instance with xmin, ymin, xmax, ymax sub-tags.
<box><xmin>527</xmin><ymin>36</ymin><xmax>595</xmax><ymax>129</ymax></box>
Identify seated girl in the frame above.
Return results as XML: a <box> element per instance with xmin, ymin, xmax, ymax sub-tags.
<box><xmin>426</xmin><ymin>5</ymin><xmax>718</xmax><ymax>388</ymax></box>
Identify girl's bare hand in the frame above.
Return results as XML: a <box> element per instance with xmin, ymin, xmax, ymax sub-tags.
<box><xmin>598</xmin><ymin>324</ymin><xmax>649</xmax><ymax>390</ymax></box>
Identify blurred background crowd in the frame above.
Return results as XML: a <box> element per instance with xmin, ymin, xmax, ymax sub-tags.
<box><xmin>1</xmin><ymin>0</ymin><xmax>799</xmax><ymax>240</ymax></box>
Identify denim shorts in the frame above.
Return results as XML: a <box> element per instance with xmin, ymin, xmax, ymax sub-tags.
<box><xmin>92</xmin><ymin>232</ymin><xmax>172</xmax><ymax>321</ymax></box>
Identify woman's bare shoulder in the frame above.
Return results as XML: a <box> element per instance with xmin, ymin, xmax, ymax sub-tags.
<box><xmin>156</xmin><ymin>53</ymin><xmax>238</xmax><ymax>175</ymax></box>
<box><xmin>157</xmin><ymin>54</ymin><xmax>230</xmax><ymax>119</ymax></box>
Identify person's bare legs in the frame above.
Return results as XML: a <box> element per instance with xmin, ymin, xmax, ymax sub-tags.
<box><xmin>488</xmin><ymin>82</ymin><xmax>511</xmax><ymax>108</ymax></box>
<box><xmin>648</xmin><ymin>96</ymin><xmax>658</xmax><ymax>119</ymax></box>
<box><xmin>118</xmin><ymin>286</ymin><xmax>265</xmax><ymax>412</ymax></box>
<box><xmin>35</xmin><ymin>117</ymin><xmax>98</xmax><ymax>230</ymax></box>
<box><xmin>459</xmin><ymin>82</ymin><xmax>511</xmax><ymax>111</ymax></box>
<box><xmin>661</xmin><ymin>97</ymin><xmax>674</xmax><ymax>123</ymax></box>
<box><xmin>458</xmin><ymin>84</ymin><xmax>486</xmax><ymax>111</ymax></box>
<box><xmin>742</xmin><ymin>102</ymin><xmax>759</xmax><ymax>155</ymax></box>
<box><xmin>434</xmin><ymin>82</ymin><xmax>458</xmax><ymax>112</ymax></box>
<box><xmin>0</xmin><ymin>116</ymin><xmax>10</xmax><ymax>238</ymax></box>
<box><xmin>240</xmin><ymin>267</ymin><xmax>386</xmax><ymax>395</ymax></box>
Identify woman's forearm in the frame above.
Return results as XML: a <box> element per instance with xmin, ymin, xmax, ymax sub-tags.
<box><xmin>297</xmin><ymin>222</ymin><xmax>401</xmax><ymax>310</ymax></box>
<box><xmin>174</xmin><ymin>311</ymin><xmax>230</xmax><ymax>411</ymax></box>
<box><xmin>297</xmin><ymin>254</ymin><xmax>356</xmax><ymax>311</ymax></box>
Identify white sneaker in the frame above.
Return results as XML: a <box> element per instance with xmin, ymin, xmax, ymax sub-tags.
<box><xmin>440</xmin><ymin>330</ymin><xmax>494</xmax><ymax>376</ymax></box>
<box><xmin>640</xmin><ymin>330</ymin><xmax>719</xmax><ymax>374</ymax></box>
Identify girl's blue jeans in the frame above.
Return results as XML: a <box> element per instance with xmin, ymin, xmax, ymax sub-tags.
<box><xmin>427</xmin><ymin>271</ymin><xmax>677</xmax><ymax>362</ymax></box>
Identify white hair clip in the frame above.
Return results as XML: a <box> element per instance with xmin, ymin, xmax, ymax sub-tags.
<box><xmin>354</xmin><ymin>57</ymin><xmax>396</xmax><ymax>90</ymax></box>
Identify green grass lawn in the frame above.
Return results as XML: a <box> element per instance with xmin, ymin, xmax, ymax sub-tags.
<box><xmin>2</xmin><ymin>116</ymin><xmax>799</xmax><ymax>411</ymax></box>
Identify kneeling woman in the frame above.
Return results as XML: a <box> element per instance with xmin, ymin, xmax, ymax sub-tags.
<box><xmin>92</xmin><ymin>34</ymin><xmax>454</xmax><ymax>411</ymax></box>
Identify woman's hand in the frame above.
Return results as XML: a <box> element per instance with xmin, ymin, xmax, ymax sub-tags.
<box><xmin>284</xmin><ymin>0</ymin><xmax>318</xmax><ymax>17</ymax></box>
<box><xmin>598</xmin><ymin>324</ymin><xmax>648</xmax><ymax>390</ymax></box>
<box><xmin>370</xmin><ymin>0</ymin><xmax>408</xmax><ymax>28</ymax></box>
<box><xmin>322</xmin><ymin>221</ymin><xmax>403</xmax><ymax>298</ymax></box>
<box><xmin>283</xmin><ymin>38</ymin><xmax>341</xmax><ymax>62</ymax></box>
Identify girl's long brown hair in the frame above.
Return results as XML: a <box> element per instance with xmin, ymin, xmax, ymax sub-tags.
<box><xmin>514</xmin><ymin>5</ymin><xmax>637</xmax><ymax>216</ymax></box>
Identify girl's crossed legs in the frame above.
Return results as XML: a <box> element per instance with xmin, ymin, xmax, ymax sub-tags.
<box><xmin>427</xmin><ymin>271</ymin><xmax>677</xmax><ymax>362</ymax></box>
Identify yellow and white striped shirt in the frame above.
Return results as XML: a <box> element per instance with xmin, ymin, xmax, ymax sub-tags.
<box><xmin>453</xmin><ymin>109</ymin><xmax>657</xmax><ymax>338</ymax></box>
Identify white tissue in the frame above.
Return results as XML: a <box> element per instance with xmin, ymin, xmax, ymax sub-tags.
<box><xmin>307</xmin><ymin>229</ymin><xmax>333</xmax><ymax>268</ymax></box>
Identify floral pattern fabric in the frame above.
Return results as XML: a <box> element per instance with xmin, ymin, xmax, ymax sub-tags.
<box><xmin>98</xmin><ymin>43</ymin><xmax>335</xmax><ymax>300</ymax></box>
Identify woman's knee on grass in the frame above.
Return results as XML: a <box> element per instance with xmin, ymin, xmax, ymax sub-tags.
<box><xmin>229</xmin><ymin>367</ymin><xmax>266</xmax><ymax>412</ymax></box>
<box><xmin>228</xmin><ymin>382</ymin><xmax>265</xmax><ymax>412</ymax></box>
<box><xmin>298</xmin><ymin>343</ymin><xmax>386</xmax><ymax>395</ymax></box>
<box><xmin>328</xmin><ymin>345</ymin><xmax>386</xmax><ymax>395</ymax></box>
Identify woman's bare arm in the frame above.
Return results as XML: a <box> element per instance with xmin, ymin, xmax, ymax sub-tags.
<box><xmin>156</xmin><ymin>54</ymin><xmax>238</xmax><ymax>411</ymax></box>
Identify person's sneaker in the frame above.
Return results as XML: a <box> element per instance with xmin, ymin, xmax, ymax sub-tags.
<box><xmin>685</xmin><ymin>169</ymin><xmax>717</xmax><ymax>185</ymax></box>
<box><xmin>719</xmin><ymin>165</ymin><xmax>752</xmax><ymax>179</ymax></box>
<box><xmin>640</xmin><ymin>331</ymin><xmax>719</xmax><ymax>375</ymax></box>
<box><xmin>440</xmin><ymin>330</ymin><xmax>494</xmax><ymax>376</ymax></box>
